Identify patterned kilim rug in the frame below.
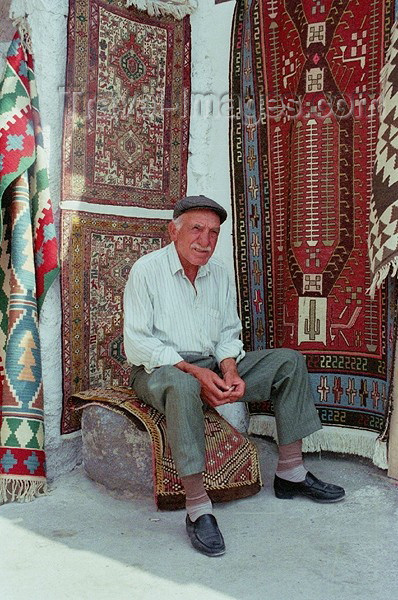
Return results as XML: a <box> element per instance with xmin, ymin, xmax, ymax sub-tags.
<box><xmin>0</xmin><ymin>31</ymin><xmax>59</xmax><ymax>502</ymax></box>
<box><xmin>72</xmin><ymin>386</ymin><xmax>262</xmax><ymax>509</ymax></box>
<box><xmin>369</xmin><ymin>20</ymin><xmax>398</xmax><ymax>294</ymax></box>
<box><xmin>60</xmin><ymin>210</ymin><xmax>170</xmax><ymax>434</ymax></box>
<box><xmin>62</xmin><ymin>0</ymin><xmax>190</xmax><ymax>209</ymax></box>
<box><xmin>230</xmin><ymin>0</ymin><xmax>397</xmax><ymax>466</ymax></box>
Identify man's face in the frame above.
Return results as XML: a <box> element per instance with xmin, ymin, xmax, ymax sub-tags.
<box><xmin>169</xmin><ymin>209</ymin><xmax>221</xmax><ymax>271</ymax></box>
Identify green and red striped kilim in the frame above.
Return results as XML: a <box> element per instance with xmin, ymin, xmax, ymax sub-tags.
<box><xmin>0</xmin><ymin>30</ymin><xmax>59</xmax><ymax>502</ymax></box>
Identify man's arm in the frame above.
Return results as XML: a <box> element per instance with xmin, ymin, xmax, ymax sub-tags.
<box><xmin>124</xmin><ymin>260</ymin><xmax>246</xmax><ymax>404</ymax></box>
<box><xmin>124</xmin><ymin>267</ymin><xmax>239</xmax><ymax>401</ymax></box>
<box><xmin>123</xmin><ymin>264</ymin><xmax>183</xmax><ymax>372</ymax></box>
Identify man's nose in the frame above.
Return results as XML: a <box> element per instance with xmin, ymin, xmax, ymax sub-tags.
<box><xmin>198</xmin><ymin>229</ymin><xmax>210</xmax><ymax>246</ymax></box>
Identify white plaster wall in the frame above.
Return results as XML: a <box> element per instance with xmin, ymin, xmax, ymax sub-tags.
<box><xmin>3</xmin><ymin>0</ymin><xmax>245</xmax><ymax>481</ymax></box>
<box><xmin>0</xmin><ymin>43</ymin><xmax>9</xmax><ymax>78</ymax></box>
<box><xmin>188</xmin><ymin>0</ymin><xmax>249</xmax><ymax>430</ymax></box>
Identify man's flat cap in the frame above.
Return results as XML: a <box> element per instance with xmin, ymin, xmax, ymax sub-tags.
<box><xmin>173</xmin><ymin>195</ymin><xmax>228</xmax><ymax>224</ymax></box>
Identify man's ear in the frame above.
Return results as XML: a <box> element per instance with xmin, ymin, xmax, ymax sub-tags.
<box><xmin>168</xmin><ymin>220</ymin><xmax>177</xmax><ymax>241</ymax></box>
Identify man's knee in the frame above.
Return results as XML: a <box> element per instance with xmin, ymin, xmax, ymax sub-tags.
<box><xmin>273</xmin><ymin>348</ymin><xmax>307</xmax><ymax>375</ymax></box>
<box><xmin>277</xmin><ymin>347</ymin><xmax>306</xmax><ymax>363</ymax></box>
<box><xmin>150</xmin><ymin>366</ymin><xmax>204</xmax><ymax>425</ymax></box>
<box><xmin>148</xmin><ymin>365</ymin><xmax>201</xmax><ymax>401</ymax></box>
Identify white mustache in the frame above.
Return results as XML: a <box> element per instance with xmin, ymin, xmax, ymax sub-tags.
<box><xmin>191</xmin><ymin>243</ymin><xmax>211</xmax><ymax>252</ymax></box>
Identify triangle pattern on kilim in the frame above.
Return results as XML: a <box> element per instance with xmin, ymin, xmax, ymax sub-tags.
<box><xmin>1</xmin><ymin>417</ymin><xmax>42</xmax><ymax>449</ymax></box>
<box><xmin>0</xmin><ymin>418</ymin><xmax>13</xmax><ymax>447</ymax></box>
<box><xmin>369</xmin><ymin>20</ymin><xmax>398</xmax><ymax>292</ymax></box>
<box><xmin>0</xmin><ymin>68</ymin><xmax>29</xmax><ymax>124</ymax></box>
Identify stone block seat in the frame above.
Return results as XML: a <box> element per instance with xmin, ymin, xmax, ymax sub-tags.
<box><xmin>72</xmin><ymin>386</ymin><xmax>262</xmax><ymax>510</ymax></box>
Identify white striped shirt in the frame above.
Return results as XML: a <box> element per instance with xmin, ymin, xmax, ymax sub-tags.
<box><xmin>123</xmin><ymin>242</ymin><xmax>245</xmax><ymax>373</ymax></box>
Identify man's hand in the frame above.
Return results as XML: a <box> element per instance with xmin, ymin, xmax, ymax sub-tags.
<box><xmin>176</xmin><ymin>358</ymin><xmax>246</xmax><ymax>408</ymax></box>
<box><xmin>222</xmin><ymin>370</ymin><xmax>246</xmax><ymax>402</ymax></box>
<box><xmin>176</xmin><ymin>361</ymin><xmax>235</xmax><ymax>408</ymax></box>
<box><xmin>220</xmin><ymin>357</ymin><xmax>246</xmax><ymax>402</ymax></box>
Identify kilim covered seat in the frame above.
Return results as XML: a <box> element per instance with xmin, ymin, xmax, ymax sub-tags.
<box><xmin>72</xmin><ymin>386</ymin><xmax>262</xmax><ymax>510</ymax></box>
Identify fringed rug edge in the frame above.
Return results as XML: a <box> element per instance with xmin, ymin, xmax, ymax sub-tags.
<box><xmin>125</xmin><ymin>0</ymin><xmax>197</xmax><ymax>19</ymax></box>
<box><xmin>0</xmin><ymin>478</ymin><xmax>48</xmax><ymax>504</ymax></box>
<box><xmin>248</xmin><ymin>416</ymin><xmax>388</xmax><ymax>469</ymax></box>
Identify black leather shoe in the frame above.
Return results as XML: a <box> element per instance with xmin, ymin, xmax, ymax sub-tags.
<box><xmin>274</xmin><ymin>471</ymin><xmax>345</xmax><ymax>503</ymax></box>
<box><xmin>186</xmin><ymin>514</ymin><xmax>226</xmax><ymax>557</ymax></box>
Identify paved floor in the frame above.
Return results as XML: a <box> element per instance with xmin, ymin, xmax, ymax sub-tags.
<box><xmin>1</xmin><ymin>437</ymin><xmax>398</xmax><ymax>600</ymax></box>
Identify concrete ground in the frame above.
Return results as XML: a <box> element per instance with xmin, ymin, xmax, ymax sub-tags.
<box><xmin>1</xmin><ymin>437</ymin><xmax>398</xmax><ymax>600</ymax></box>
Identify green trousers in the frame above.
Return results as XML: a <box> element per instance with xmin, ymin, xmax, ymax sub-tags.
<box><xmin>130</xmin><ymin>349</ymin><xmax>322</xmax><ymax>477</ymax></box>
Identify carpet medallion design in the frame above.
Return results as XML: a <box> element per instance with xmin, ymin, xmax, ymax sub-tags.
<box><xmin>62</xmin><ymin>0</ymin><xmax>190</xmax><ymax>208</ymax></box>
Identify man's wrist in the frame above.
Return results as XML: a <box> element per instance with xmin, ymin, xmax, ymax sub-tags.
<box><xmin>220</xmin><ymin>357</ymin><xmax>238</xmax><ymax>376</ymax></box>
<box><xmin>175</xmin><ymin>360</ymin><xmax>200</xmax><ymax>377</ymax></box>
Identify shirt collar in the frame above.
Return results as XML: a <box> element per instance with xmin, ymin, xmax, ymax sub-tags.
<box><xmin>168</xmin><ymin>242</ymin><xmax>210</xmax><ymax>278</ymax></box>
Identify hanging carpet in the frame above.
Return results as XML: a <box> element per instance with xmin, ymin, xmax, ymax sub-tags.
<box><xmin>368</xmin><ymin>20</ymin><xmax>398</xmax><ymax>294</ymax></box>
<box><xmin>62</xmin><ymin>0</ymin><xmax>190</xmax><ymax>209</ymax></box>
<box><xmin>60</xmin><ymin>210</ymin><xmax>170</xmax><ymax>434</ymax></box>
<box><xmin>0</xmin><ymin>31</ymin><xmax>59</xmax><ymax>501</ymax></box>
<box><xmin>230</xmin><ymin>0</ymin><xmax>397</xmax><ymax>466</ymax></box>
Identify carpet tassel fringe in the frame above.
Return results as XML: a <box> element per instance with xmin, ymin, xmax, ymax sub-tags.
<box><xmin>125</xmin><ymin>0</ymin><xmax>197</xmax><ymax>19</ymax></box>
<box><xmin>0</xmin><ymin>478</ymin><xmax>48</xmax><ymax>504</ymax></box>
<box><xmin>248</xmin><ymin>416</ymin><xmax>388</xmax><ymax>469</ymax></box>
<box><xmin>12</xmin><ymin>16</ymin><xmax>33</xmax><ymax>54</ymax></box>
<box><xmin>368</xmin><ymin>256</ymin><xmax>398</xmax><ymax>298</ymax></box>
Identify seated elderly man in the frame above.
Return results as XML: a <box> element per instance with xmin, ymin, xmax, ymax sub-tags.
<box><xmin>123</xmin><ymin>195</ymin><xmax>345</xmax><ymax>557</ymax></box>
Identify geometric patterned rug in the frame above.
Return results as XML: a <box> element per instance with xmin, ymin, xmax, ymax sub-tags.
<box><xmin>230</xmin><ymin>0</ymin><xmax>397</xmax><ymax>464</ymax></box>
<box><xmin>62</xmin><ymin>0</ymin><xmax>191</xmax><ymax>209</ymax></box>
<box><xmin>368</xmin><ymin>20</ymin><xmax>398</xmax><ymax>294</ymax></box>
<box><xmin>60</xmin><ymin>210</ymin><xmax>170</xmax><ymax>434</ymax></box>
<box><xmin>71</xmin><ymin>386</ymin><xmax>262</xmax><ymax>510</ymax></box>
<box><xmin>0</xmin><ymin>30</ymin><xmax>59</xmax><ymax>501</ymax></box>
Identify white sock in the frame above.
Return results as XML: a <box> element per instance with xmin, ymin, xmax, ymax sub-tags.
<box><xmin>181</xmin><ymin>473</ymin><xmax>213</xmax><ymax>522</ymax></box>
<box><xmin>276</xmin><ymin>440</ymin><xmax>307</xmax><ymax>482</ymax></box>
<box><xmin>276</xmin><ymin>464</ymin><xmax>308</xmax><ymax>483</ymax></box>
<box><xmin>186</xmin><ymin>495</ymin><xmax>213</xmax><ymax>522</ymax></box>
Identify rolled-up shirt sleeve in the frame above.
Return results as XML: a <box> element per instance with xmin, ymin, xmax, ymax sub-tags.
<box><xmin>214</xmin><ymin>275</ymin><xmax>245</xmax><ymax>365</ymax></box>
<box><xmin>123</xmin><ymin>264</ymin><xmax>183</xmax><ymax>373</ymax></box>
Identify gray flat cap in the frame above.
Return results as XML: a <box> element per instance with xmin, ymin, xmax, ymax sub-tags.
<box><xmin>173</xmin><ymin>195</ymin><xmax>227</xmax><ymax>224</ymax></box>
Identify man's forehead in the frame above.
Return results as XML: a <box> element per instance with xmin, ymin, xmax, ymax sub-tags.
<box><xmin>182</xmin><ymin>209</ymin><xmax>221</xmax><ymax>226</ymax></box>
